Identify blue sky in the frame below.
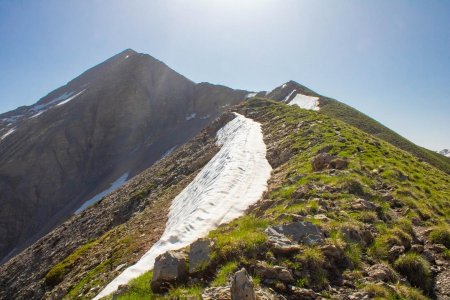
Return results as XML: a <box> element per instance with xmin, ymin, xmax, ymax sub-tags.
<box><xmin>0</xmin><ymin>0</ymin><xmax>449</xmax><ymax>150</ymax></box>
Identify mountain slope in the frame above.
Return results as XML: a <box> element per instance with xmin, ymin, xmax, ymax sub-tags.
<box><xmin>1</xmin><ymin>99</ymin><xmax>448</xmax><ymax>300</ymax></box>
<box><xmin>264</xmin><ymin>81</ymin><xmax>450</xmax><ymax>174</ymax></box>
<box><xmin>114</xmin><ymin>98</ymin><xmax>450</xmax><ymax>299</ymax></box>
<box><xmin>0</xmin><ymin>49</ymin><xmax>247</xmax><ymax>264</ymax></box>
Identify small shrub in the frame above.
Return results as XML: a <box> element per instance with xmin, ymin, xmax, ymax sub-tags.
<box><xmin>394</xmin><ymin>253</ymin><xmax>431</xmax><ymax>292</ymax></box>
<box><xmin>429</xmin><ymin>226</ymin><xmax>450</xmax><ymax>248</ymax></box>
<box><xmin>363</xmin><ymin>283</ymin><xmax>393</xmax><ymax>298</ymax></box>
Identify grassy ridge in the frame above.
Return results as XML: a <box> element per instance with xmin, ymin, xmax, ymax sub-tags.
<box><xmin>319</xmin><ymin>97</ymin><xmax>450</xmax><ymax>174</ymax></box>
<box><xmin>115</xmin><ymin>99</ymin><xmax>449</xmax><ymax>299</ymax></box>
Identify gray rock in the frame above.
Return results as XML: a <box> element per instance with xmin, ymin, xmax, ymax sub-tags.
<box><xmin>387</xmin><ymin>245</ymin><xmax>405</xmax><ymax>262</ymax></box>
<box><xmin>273</xmin><ymin>222</ymin><xmax>324</xmax><ymax>244</ymax></box>
<box><xmin>265</xmin><ymin>227</ymin><xmax>301</xmax><ymax>254</ymax></box>
<box><xmin>231</xmin><ymin>268</ymin><xmax>256</xmax><ymax>300</ymax></box>
<box><xmin>189</xmin><ymin>238</ymin><xmax>213</xmax><ymax>273</ymax></box>
<box><xmin>367</xmin><ymin>263</ymin><xmax>397</xmax><ymax>283</ymax></box>
<box><xmin>254</xmin><ymin>261</ymin><xmax>294</xmax><ymax>283</ymax></box>
<box><xmin>151</xmin><ymin>250</ymin><xmax>188</xmax><ymax>292</ymax></box>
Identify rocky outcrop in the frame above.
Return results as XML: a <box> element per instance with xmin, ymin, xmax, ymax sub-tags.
<box><xmin>254</xmin><ymin>261</ymin><xmax>294</xmax><ymax>283</ymax></box>
<box><xmin>265</xmin><ymin>227</ymin><xmax>301</xmax><ymax>254</ymax></box>
<box><xmin>231</xmin><ymin>268</ymin><xmax>256</xmax><ymax>300</ymax></box>
<box><xmin>189</xmin><ymin>238</ymin><xmax>213</xmax><ymax>273</ymax></box>
<box><xmin>151</xmin><ymin>251</ymin><xmax>188</xmax><ymax>293</ymax></box>
<box><xmin>272</xmin><ymin>222</ymin><xmax>324</xmax><ymax>245</ymax></box>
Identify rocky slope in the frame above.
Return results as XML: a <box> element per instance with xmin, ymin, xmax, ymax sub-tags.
<box><xmin>1</xmin><ymin>98</ymin><xmax>448</xmax><ymax>300</ymax></box>
<box><xmin>114</xmin><ymin>99</ymin><xmax>449</xmax><ymax>300</ymax></box>
<box><xmin>0</xmin><ymin>49</ymin><xmax>247</xmax><ymax>264</ymax></box>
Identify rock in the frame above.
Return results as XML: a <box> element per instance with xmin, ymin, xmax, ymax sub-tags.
<box><xmin>265</xmin><ymin>227</ymin><xmax>301</xmax><ymax>254</ymax></box>
<box><xmin>289</xmin><ymin>286</ymin><xmax>319</xmax><ymax>299</ymax></box>
<box><xmin>313</xmin><ymin>214</ymin><xmax>330</xmax><ymax>222</ymax></box>
<box><xmin>292</xmin><ymin>186</ymin><xmax>308</xmax><ymax>199</ymax></box>
<box><xmin>351</xmin><ymin>198</ymin><xmax>377</xmax><ymax>211</ymax></box>
<box><xmin>231</xmin><ymin>268</ymin><xmax>256</xmax><ymax>300</ymax></box>
<box><xmin>312</xmin><ymin>153</ymin><xmax>334</xmax><ymax>171</ymax></box>
<box><xmin>312</xmin><ymin>153</ymin><xmax>348</xmax><ymax>172</ymax></box>
<box><xmin>254</xmin><ymin>261</ymin><xmax>294</xmax><ymax>283</ymax></box>
<box><xmin>202</xmin><ymin>286</ymin><xmax>231</xmax><ymax>300</ymax></box>
<box><xmin>320</xmin><ymin>244</ymin><xmax>352</xmax><ymax>270</ymax></box>
<box><xmin>151</xmin><ymin>251</ymin><xmax>188</xmax><ymax>292</ymax></box>
<box><xmin>367</xmin><ymin>263</ymin><xmax>397</xmax><ymax>283</ymax></box>
<box><xmin>341</xmin><ymin>225</ymin><xmax>364</xmax><ymax>244</ymax></box>
<box><xmin>273</xmin><ymin>222</ymin><xmax>324</xmax><ymax>245</ymax></box>
<box><xmin>112</xmin><ymin>284</ymin><xmax>129</xmax><ymax>300</ymax></box>
<box><xmin>189</xmin><ymin>238</ymin><xmax>213</xmax><ymax>273</ymax></box>
<box><xmin>387</xmin><ymin>245</ymin><xmax>405</xmax><ymax>262</ymax></box>
<box><xmin>330</xmin><ymin>158</ymin><xmax>348</xmax><ymax>170</ymax></box>
<box><xmin>411</xmin><ymin>244</ymin><xmax>424</xmax><ymax>253</ymax></box>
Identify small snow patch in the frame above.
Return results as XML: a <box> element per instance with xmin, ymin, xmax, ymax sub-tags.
<box><xmin>283</xmin><ymin>89</ymin><xmax>297</xmax><ymax>103</ymax></box>
<box><xmin>246</xmin><ymin>92</ymin><xmax>257</xmax><ymax>99</ymax></box>
<box><xmin>56</xmin><ymin>89</ymin><xmax>86</xmax><ymax>107</ymax></box>
<box><xmin>74</xmin><ymin>172</ymin><xmax>129</xmax><ymax>214</ymax></box>
<box><xmin>94</xmin><ymin>113</ymin><xmax>272</xmax><ymax>299</ymax></box>
<box><xmin>281</xmin><ymin>83</ymin><xmax>287</xmax><ymax>89</ymax></box>
<box><xmin>288</xmin><ymin>93</ymin><xmax>320</xmax><ymax>111</ymax></box>
<box><xmin>160</xmin><ymin>145</ymin><xmax>177</xmax><ymax>160</ymax></box>
<box><xmin>185</xmin><ymin>113</ymin><xmax>197</xmax><ymax>121</ymax></box>
<box><xmin>1</xmin><ymin>128</ymin><xmax>16</xmax><ymax>140</ymax></box>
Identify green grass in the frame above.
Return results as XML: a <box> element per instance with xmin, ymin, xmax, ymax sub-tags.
<box><xmin>208</xmin><ymin>215</ymin><xmax>268</xmax><ymax>260</ymax></box>
<box><xmin>319</xmin><ymin>97</ymin><xmax>450</xmax><ymax>174</ymax></box>
<box><xmin>211</xmin><ymin>261</ymin><xmax>238</xmax><ymax>286</ymax></box>
<box><xmin>394</xmin><ymin>253</ymin><xmax>431</xmax><ymax>292</ymax></box>
<box><xmin>429</xmin><ymin>226</ymin><xmax>450</xmax><ymax>248</ymax></box>
<box><xmin>44</xmin><ymin>239</ymin><xmax>98</xmax><ymax>286</ymax></box>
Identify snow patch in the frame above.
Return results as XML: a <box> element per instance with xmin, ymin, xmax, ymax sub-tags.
<box><xmin>288</xmin><ymin>93</ymin><xmax>320</xmax><ymax>111</ymax></box>
<box><xmin>185</xmin><ymin>113</ymin><xmax>197</xmax><ymax>121</ymax></box>
<box><xmin>283</xmin><ymin>89</ymin><xmax>297</xmax><ymax>103</ymax></box>
<box><xmin>281</xmin><ymin>83</ymin><xmax>287</xmax><ymax>89</ymax></box>
<box><xmin>74</xmin><ymin>172</ymin><xmax>129</xmax><ymax>214</ymax></box>
<box><xmin>94</xmin><ymin>113</ymin><xmax>272</xmax><ymax>299</ymax></box>
<box><xmin>30</xmin><ymin>111</ymin><xmax>45</xmax><ymax>119</ymax></box>
<box><xmin>246</xmin><ymin>92</ymin><xmax>257</xmax><ymax>99</ymax></box>
<box><xmin>1</xmin><ymin>128</ymin><xmax>16</xmax><ymax>140</ymax></box>
<box><xmin>199</xmin><ymin>114</ymin><xmax>211</xmax><ymax>120</ymax></box>
<box><xmin>56</xmin><ymin>89</ymin><xmax>86</xmax><ymax>106</ymax></box>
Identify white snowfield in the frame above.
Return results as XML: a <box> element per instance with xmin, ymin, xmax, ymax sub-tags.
<box><xmin>56</xmin><ymin>89</ymin><xmax>86</xmax><ymax>107</ymax></box>
<box><xmin>284</xmin><ymin>90</ymin><xmax>320</xmax><ymax>111</ymax></box>
<box><xmin>288</xmin><ymin>93</ymin><xmax>320</xmax><ymax>111</ymax></box>
<box><xmin>94</xmin><ymin>113</ymin><xmax>272</xmax><ymax>299</ymax></box>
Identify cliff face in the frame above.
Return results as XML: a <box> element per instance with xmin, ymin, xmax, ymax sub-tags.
<box><xmin>0</xmin><ymin>49</ymin><xmax>247</xmax><ymax>264</ymax></box>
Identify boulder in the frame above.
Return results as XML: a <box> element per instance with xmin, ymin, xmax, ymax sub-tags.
<box><xmin>351</xmin><ymin>198</ymin><xmax>377</xmax><ymax>211</ymax></box>
<box><xmin>312</xmin><ymin>153</ymin><xmax>348</xmax><ymax>172</ymax></box>
<box><xmin>289</xmin><ymin>286</ymin><xmax>319</xmax><ymax>299</ymax></box>
<box><xmin>231</xmin><ymin>268</ymin><xmax>256</xmax><ymax>300</ymax></box>
<box><xmin>387</xmin><ymin>245</ymin><xmax>405</xmax><ymax>262</ymax></box>
<box><xmin>367</xmin><ymin>263</ymin><xmax>398</xmax><ymax>283</ymax></box>
<box><xmin>265</xmin><ymin>226</ymin><xmax>301</xmax><ymax>254</ymax></box>
<box><xmin>273</xmin><ymin>222</ymin><xmax>324</xmax><ymax>245</ymax></box>
<box><xmin>151</xmin><ymin>251</ymin><xmax>188</xmax><ymax>292</ymax></box>
<box><xmin>254</xmin><ymin>261</ymin><xmax>294</xmax><ymax>283</ymax></box>
<box><xmin>189</xmin><ymin>238</ymin><xmax>213</xmax><ymax>273</ymax></box>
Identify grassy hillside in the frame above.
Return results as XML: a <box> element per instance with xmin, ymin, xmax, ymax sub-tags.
<box><xmin>114</xmin><ymin>99</ymin><xmax>449</xmax><ymax>299</ymax></box>
<box><xmin>319</xmin><ymin>97</ymin><xmax>450</xmax><ymax>174</ymax></box>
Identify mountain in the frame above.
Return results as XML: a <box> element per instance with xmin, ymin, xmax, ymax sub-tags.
<box><xmin>0</xmin><ymin>49</ymin><xmax>248</xmax><ymax>264</ymax></box>
<box><xmin>439</xmin><ymin>149</ymin><xmax>450</xmax><ymax>158</ymax></box>
<box><xmin>0</xmin><ymin>54</ymin><xmax>449</xmax><ymax>300</ymax></box>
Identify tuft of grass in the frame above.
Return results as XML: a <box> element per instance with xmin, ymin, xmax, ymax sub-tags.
<box><xmin>115</xmin><ymin>271</ymin><xmax>154</xmax><ymax>300</ymax></box>
<box><xmin>394</xmin><ymin>253</ymin><xmax>431</xmax><ymax>292</ymax></box>
<box><xmin>211</xmin><ymin>261</ymin><xmax>238</xmax><ymax>286</ymax></box>
<box><xmin>44</xmin><ymin>239</ymin><xmax>98</xmax><ymax>287</ymax></box>
<box><xmin>429</xmin><ymin>226</ymin><xmax>450</xmax><ymax>248</ymax></box>
<box><xmin>209</xmin><ymin>215</ymin><xmax>268</xmax><ymax>260</ymax></box>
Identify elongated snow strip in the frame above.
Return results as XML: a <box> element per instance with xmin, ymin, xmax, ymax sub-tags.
<box><xmin>94</xmin><ymin>113</ymin><xmax>272</xmax><ymax>299</ymax></box>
